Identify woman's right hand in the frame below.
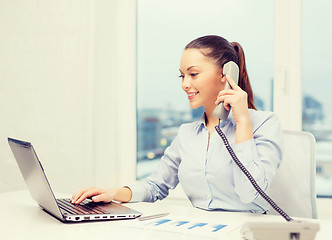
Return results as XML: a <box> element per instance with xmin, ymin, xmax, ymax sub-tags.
<box><xmin>71</xmin><ymin>187</ymin><xmax>115</xmax><ymax>204</ymax></box>
<box><xmin>71</xmin><ymin>187</ymin><xmax>132</xmax><ymax>204</ymax></box>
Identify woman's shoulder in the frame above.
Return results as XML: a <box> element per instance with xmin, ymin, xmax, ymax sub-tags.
<box><xmin>248</xmin><ymin>109</ymin><xmax>276</xmax><ymax>118</ymax></box>
<box><xmin>248</xmin><ymin>109</ymin><xmax>281</xmax><ymax>132</ymax></box>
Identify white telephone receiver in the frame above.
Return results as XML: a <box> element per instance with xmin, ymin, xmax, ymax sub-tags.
<box><xmin>213</xmin><ymin>61</ymin><xmax>239</xmax><ymax>120</ymax></box>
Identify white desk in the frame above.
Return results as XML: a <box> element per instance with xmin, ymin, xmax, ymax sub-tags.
<box><xmin>1</xmin><ymin>191</ymin><xmax>330</xmax><ymax>240</ymax></box>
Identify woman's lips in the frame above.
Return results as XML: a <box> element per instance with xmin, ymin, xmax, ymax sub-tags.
<box><xmin>187</xmin><ymin>92</ymin><xmax>199</xmax><ymax>100</ymax></box>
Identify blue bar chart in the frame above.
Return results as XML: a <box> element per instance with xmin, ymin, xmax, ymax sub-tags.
<box><xmin>143</xmin><ymin>217</ymin><xmax>231</xmax><ymax>237</ymax></box>
<box><xmin>119</xmin><ymin>215</ymin><xmax>242</xmax><ymax>239</ymax></box>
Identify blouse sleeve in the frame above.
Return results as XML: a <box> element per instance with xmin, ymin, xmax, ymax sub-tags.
<box><xmin>128</xmin><ymin>135</ymin><xmax>181</xmax><ymax>202</ymax></box>
<box><xmin>230</xmin><ymin>112</ymin><xmax>282</xmax><ymax>203</ymax></box>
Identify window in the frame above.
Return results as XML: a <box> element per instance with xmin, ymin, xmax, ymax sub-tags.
<box><xmin>136</xmin><ymin>0</ymin><xmax>274</xmax><ymax>179</ymax></box>
<box><xmin>302</xmin><ymin>0</ymin><xmax>332</xmax><ymax>197</ymax></box>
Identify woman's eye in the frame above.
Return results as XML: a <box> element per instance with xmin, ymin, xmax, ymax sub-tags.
<box><xmin>190</xmin><ymin>73</ymin><xmax>198</xmax><ymax>77</ymax></box>
<box><xmin>178</xmin><ymin>75</ymin><xmax>184</xmax><ymax>79</ymax></box>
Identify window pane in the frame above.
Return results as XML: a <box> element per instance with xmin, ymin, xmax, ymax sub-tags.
<box><xmin>302</xmin><ymin>0</ymin><xmax>332</xmax><ymax>197</ymax></box>
<box><xmin>137</xmin><ymin>0</ymin><xmax>274</xmax><ymax>179</ymax></box>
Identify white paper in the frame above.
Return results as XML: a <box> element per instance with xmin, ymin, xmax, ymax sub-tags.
<box><xmin>104</xmin><ymin>215</ymin><xmax>243</xmax><ymax>240</ymax></box>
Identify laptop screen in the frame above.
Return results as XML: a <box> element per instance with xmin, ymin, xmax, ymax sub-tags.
<box><xmin>8</xmin><ymin>138</ymin><xmax>63</xmax><ymax>219</ymax></box>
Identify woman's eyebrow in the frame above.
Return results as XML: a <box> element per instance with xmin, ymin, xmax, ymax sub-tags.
<box><xmin>179</xmin><ymin>66</ymin><xmax>199</xmax><ymax>73</ymax></box>
<box><xmin>187</xmin><ymin>66</ymin><xmax>199</xmax><ymax>71</ymax></box>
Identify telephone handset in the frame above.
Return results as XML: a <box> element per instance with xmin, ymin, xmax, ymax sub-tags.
<box><xmin>213</xmin><ymin>61</ymin><xmax>239</xmax><ymax>121</ymax></box>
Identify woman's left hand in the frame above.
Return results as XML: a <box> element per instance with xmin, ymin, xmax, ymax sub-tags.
<box><xmin>215</xmin><ymin>76</ymin><xmax>250</xmax><ymax>125</ymax></box>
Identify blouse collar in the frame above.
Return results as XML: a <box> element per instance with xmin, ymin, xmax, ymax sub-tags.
<box><xmin>194</xmin><ymin>111</ymin><xmax>236</xmax><ymax>134</ymax></box>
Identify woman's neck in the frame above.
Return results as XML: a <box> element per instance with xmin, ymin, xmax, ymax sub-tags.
<box><xmin>204</xmin><ymin>107</ymin><xmax>220</xmax><ymax>129</ymax></box>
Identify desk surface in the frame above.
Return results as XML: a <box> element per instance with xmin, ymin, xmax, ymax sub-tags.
<box><xmin>1</xmin><ymin>191</ymin><xmax>331</xmax><ymax>240</ymax></box>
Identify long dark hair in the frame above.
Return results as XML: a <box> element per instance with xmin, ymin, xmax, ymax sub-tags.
<box><xmin>185</xmin><ymin>35</ymin><xmax>256</xmax><ymax>110</ymax></box>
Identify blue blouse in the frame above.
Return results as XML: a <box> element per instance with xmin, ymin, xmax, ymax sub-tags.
<box><xmin>129</xmin><ymin>109</ymin><xmax>282</xmax><ymax>213</ymax></box>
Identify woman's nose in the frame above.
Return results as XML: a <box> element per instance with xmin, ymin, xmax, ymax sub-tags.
<box><xmin>182</xmin><ymin>76</ymin><xmax>191</xmax><ymax>90</ymax></box>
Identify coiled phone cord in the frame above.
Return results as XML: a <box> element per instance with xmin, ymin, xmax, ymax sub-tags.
<box><xmin>215</xmin><ymin>124</ymin><xmax>294</xmax><ymax>222</ymax></box>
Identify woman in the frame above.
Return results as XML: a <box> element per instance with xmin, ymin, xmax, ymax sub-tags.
<box><xmin>71</xmin><ymin>35</ymin><xmax>282</xmax><ymax>213</ymax></box>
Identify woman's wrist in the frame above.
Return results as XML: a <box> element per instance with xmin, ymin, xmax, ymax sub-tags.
<box><xmin>235</xmin><ymin>117</ymin><xmax>253</xmax><ymax>143</ymax></box>
<box><xmin>112</xmin><ymin>187</ymin><xmax>132</xmax><ymax>203</ymax></box>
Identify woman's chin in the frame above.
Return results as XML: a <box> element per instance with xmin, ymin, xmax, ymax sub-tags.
<box><xmin>189</xmin><ymin>103</ymin><xmax>202</xmax><ymax>109</ymax></box>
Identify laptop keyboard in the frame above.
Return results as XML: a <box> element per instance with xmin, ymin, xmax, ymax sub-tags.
<box><xmin>57</xmin><ymin>198</ymin><xmax>109</xmax><ymax>215</ymax></box>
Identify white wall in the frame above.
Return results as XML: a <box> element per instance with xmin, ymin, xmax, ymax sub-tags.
<box><xmin>0</xmin><ymin>0</ymin><xmax>137</xmax><ymax>194</ymax></box>
<box><xmin>0</xmin><ymin>0</ymin><xmax>94</xmax><ymax>193</ymax></box>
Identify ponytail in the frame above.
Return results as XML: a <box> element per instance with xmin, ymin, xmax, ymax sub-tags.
<box><xmin>230</xmin><ymin>42</ymin><xmax>256</xmax><ymax>110</ymax></box>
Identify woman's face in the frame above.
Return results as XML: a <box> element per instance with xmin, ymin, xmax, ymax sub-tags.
<box><xmin>179</xmin><ymin>48</ymin><xmax>224</xmax><ymax>110</ymax></box>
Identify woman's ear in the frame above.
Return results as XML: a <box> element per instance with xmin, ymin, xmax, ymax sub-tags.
<box><xmin>220</xmin><ymin>73</ymin><xmax>227</xmax><ymax>83</ymax></box>
<box><xmin>218</xmin><ymin>67</ymin><xmax>226</xmax><ymax>83</ymax></box>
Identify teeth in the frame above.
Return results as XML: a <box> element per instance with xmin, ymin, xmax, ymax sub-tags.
<box><xmin>188</xmin><ymin>92</ymin><xmax>198</xmax><ymax>97</ymax></box>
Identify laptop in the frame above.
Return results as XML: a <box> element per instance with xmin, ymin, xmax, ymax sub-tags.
<box><xmin>8</xmin><ymin>137</ymin><xmax>142</xmax><ymax>222</ymax></box>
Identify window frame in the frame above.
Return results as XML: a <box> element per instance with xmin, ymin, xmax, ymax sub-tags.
<box><xmin>95</xmin><ymin>0</ymin><xmax>137</xmax><ymax>186</ymax></box>
<box><xmin>273</xmin><ymin>0</ymin><xmax>302</xmax><ymax>131</ymax></box>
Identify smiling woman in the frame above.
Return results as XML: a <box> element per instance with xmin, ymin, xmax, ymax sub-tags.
<box><xmin>71</xmin><ymin>34</ymin><xmax>282</xmax><ymax>215</ymax></box>
<box><xmin>136</xmin><ymin>0</ymin><xmax>274</xmax><ymax>180</ymax></box>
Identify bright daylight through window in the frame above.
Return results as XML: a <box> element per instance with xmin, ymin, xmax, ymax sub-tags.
<box><xmin>302</xmin><ymin>0</ymin><xmax>332</xmax><ymax>197</ymax></box>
